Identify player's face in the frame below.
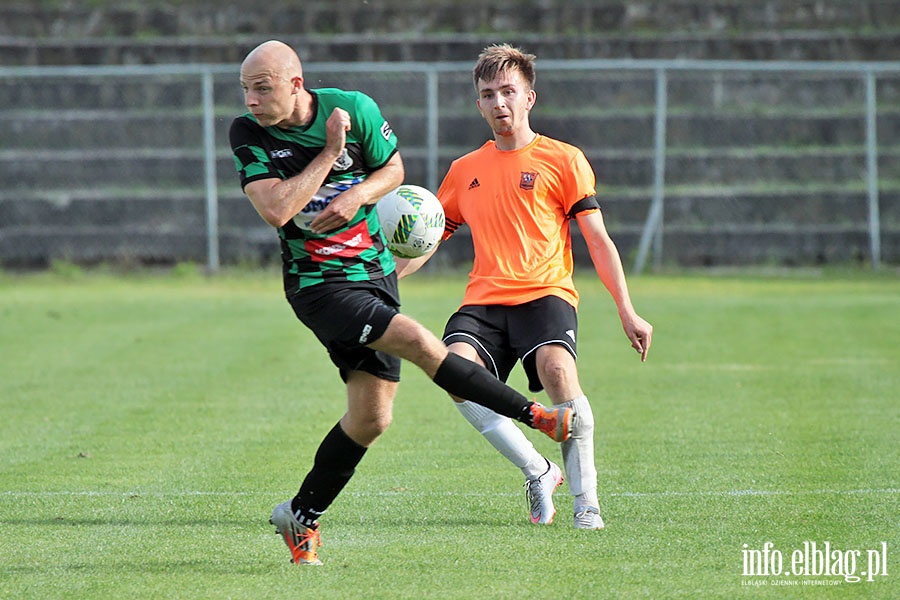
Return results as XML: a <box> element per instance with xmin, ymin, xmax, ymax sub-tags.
<box><xmin>240</xmin><ymin>70</ymin><xmax>299</xmax><ymax>128</ymax></box>
<box><xmin>475</xmin><ymin>69</ymin><xmax>535</xmax><ymax>138</ymax></box>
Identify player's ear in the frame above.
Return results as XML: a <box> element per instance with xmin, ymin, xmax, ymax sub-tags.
<box><xmin>290</xmin><ymin>76</ymin><xmax>304</xmax><ymax>93</ymax></box>
<box><xmin>526</xmin><ymin>88</ymin><xmax>536</xmax><ymax>110</ymax></box>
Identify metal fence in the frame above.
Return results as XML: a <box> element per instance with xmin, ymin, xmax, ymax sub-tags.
<box><xmin>1</xmin><ymin>59</ymin><xmax>898</xmax><ymax>272</ymax></box>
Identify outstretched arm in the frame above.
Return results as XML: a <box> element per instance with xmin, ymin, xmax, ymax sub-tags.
<box><xmin>576</xmin><ymin>210</ymin><xmax>653</xmax><ymax>361</ymax></box>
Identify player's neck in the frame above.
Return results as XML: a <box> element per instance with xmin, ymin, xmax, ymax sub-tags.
<box><xmin>494</xmin><ymin>129</ymin><xmax>537</xmax><ymax>152</ymax></box>
<box><xmin>278</xmin><ymin>89</ymin><xmax>314</xmax><ymax>128</ymax></box>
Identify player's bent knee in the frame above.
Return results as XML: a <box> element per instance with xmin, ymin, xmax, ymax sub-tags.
<box><xmin>537</xmin><ymin>355</ymin><xmax>577</xmax><ymax>391</ymax></box>
<box><xmin>541</xmin><ymin>364</ymin><xmax>568</xmax><ymax>388</ymax></box>
<box><xmin>368</xmin><ymin>414</ymin><xmax>393</xmax><ymax>436</ymax></box>
<box><xmin>344</xmin><ymin>414</ymin><xmax>392</xmax><ymax>446</ymax></box>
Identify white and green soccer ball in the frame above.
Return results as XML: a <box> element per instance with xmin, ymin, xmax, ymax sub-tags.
<box><xmin>376</xmin><ymin>184</ymin><xmax>445</xmax><ymax>259</ymax></box>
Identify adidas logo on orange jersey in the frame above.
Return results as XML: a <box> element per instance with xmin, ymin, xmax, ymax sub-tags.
<box><xmin>468</xmin><ymin>178</ymin><xmax>480</xmax><ymax>190</ymax></box>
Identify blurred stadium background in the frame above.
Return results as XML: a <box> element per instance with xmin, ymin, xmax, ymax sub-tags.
<box><xmin>1</xmin><ymin>0</ymin><xmax>898</xmax><ymax>272</ymax></box>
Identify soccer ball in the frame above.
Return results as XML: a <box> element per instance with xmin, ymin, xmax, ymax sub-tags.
<box><xmin>376</xmin><ymin>185</ymin><xmax>445</xmax><ymax>259</ymax></box>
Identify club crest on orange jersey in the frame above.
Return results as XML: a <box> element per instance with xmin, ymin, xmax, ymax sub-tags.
<box><xmin>519</xmin><ymin>171</ymin><xmax>538</xmax><ymax>190</ymax></box>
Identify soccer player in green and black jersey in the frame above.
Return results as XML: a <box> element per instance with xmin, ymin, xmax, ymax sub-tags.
<box><xmin>231</xmin><ymin>85</ymin><xmax>397</xmax><ymax>292</ymax></box>
<box><xmin>229</xmin><ymin>40</ymin><xmax>574</xmax><ymax>566</ymax></box>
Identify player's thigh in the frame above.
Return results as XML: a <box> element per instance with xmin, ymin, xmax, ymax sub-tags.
<box><xmin>288</xmin><ymin>283</ymin><xmax>396</xmax><ymax>348</ymax></box>
<box><xmin>341</xmin><ymin>370</ymin><xmax>398</xmax><ymax>446</ymax></box>
<box><xmin>510</xmin><ymin>295</ymin><xmax>580</xmax><ymax>395</ymax></box>
<box><xmin>367</xmin><ymin>313</ymin><xmax>447</xmax><ymax>377</ymax></box>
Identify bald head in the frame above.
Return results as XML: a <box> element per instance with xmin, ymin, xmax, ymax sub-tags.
<box><xmin>241</xmin><ymin>40</ymin><xmax>303</xmax><ymax>82</ymax></box>
<box><xmin>239</xmin><ymin>40</ymin><xmax>312</xmax><ymax>128</ymax></box>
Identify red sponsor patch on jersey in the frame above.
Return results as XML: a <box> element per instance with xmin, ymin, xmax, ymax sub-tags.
<box><xmin>305</xmin><ymin>220</ymin><xmax>373</xmax><ymax>262</ymax></box>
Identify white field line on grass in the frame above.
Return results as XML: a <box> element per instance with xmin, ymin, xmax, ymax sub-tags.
<box><xmin>1</xmin><ymin>488</ymin><xmax>897</xmax><ymax>499</ymax></box>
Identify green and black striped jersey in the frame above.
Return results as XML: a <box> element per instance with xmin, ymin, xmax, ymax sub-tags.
<box><xmin>229</xmin><ymin>88</ymin><xmax>399</xmax><ymax>294</ymax></box>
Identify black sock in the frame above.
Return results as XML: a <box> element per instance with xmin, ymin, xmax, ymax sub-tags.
<box><xmin>432</xmin><ymin>353</ymin><xmax>534</xmax><ymax>423</ymax></box>
<box><xmin>291</xmin><ymin>422</ymin><xmax>367</xmax><ymax>527</ymax></box>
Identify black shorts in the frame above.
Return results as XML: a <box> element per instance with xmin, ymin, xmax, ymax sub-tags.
<box><xmin>442</xmin><ymin>295</ymin><xmax>578</xmax><ymax>393</ymax></box>
<box><xmin>287</xmin><ymin>275</ymin><xmax>402</xmax><ymax>383</ymax></box>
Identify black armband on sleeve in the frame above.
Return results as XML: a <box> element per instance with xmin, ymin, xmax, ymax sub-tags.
<box><xmin>567</xmin><ymin>195</ymin><xmax>601</xmax><ymax>218</ymax></box>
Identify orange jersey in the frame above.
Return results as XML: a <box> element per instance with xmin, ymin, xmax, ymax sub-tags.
<box><xmin>438</xmin><ymin>134</ymin><xmax>598</xmax><ymax>308</ymax></box>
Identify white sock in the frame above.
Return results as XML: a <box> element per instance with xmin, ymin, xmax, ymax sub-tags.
<box><xmin>559</xmin><ymin>395</ymin><xmax>598</xmax><ymax>507</ymax></box>
<box><xmin>455</xmin><ymin>400</ymin><xmax>547</xmax><ymax>479</ymax></box>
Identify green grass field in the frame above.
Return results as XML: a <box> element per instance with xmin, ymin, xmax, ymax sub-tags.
<box><xmin>1</xmin><ymin>268</ymin><xmax>897</xmax><ymax>599</ymax></box>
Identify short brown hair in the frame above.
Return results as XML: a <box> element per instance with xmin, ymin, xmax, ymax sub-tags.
<box><xmin>473</xmin><ymin>44</ymin><xmax>536</xmax><ymax>90</ymax></box>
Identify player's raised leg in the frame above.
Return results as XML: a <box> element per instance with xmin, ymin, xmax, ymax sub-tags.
<box><xmin>369</xmin><ymin>313</ymin><xmax>573</xmax><ymax>441</ymax></box>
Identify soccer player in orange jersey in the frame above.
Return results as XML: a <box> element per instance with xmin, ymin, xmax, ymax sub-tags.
<box><xmin>396</xmin><ymin>44</ymin><xmax>653</xmax><ymax>529</ymax></box>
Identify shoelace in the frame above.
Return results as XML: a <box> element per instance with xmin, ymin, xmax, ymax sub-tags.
<box><xmin>525</xmin><ymin>477</ymin><xmax>545</xmax><ymax>512</ymax></box>
<box><xmin>289</xmin><ymin>523</ymin><xmax>322</xmax><ymax>553</ymax></box>
<box><xmin>300</xmin><ymin>527</ymin><xmax>322</xmax><ymax>549</ymax></box>
<box><xmin>524</xmin><ymin>462</ymin><xmax>553</xmax><ymax>514</ymax></box>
